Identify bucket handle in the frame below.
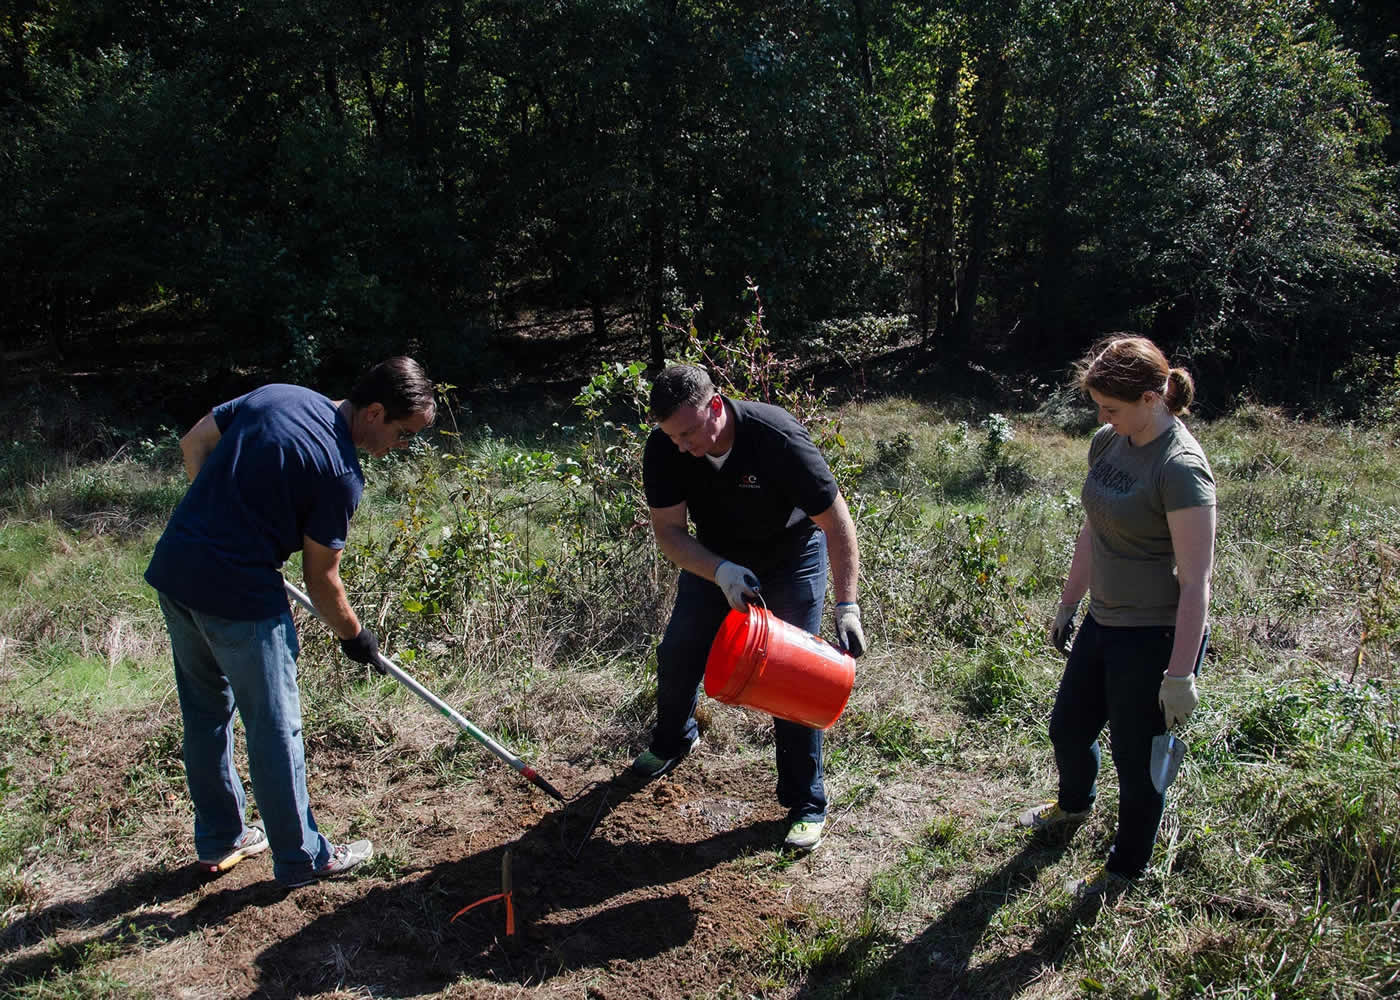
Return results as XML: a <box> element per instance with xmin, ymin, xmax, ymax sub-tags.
<box><xmin>744</xmin><ymin>594</ymin><xmax>768</xmax><ymax>661</ymax></box>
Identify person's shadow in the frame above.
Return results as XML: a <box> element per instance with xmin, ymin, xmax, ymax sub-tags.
<box><xmin>243</xmin><ymin>771</ymin><xmax>789</xmax><ymax>997</ymax></box>
<box><xmin>0</xmin><ymin>866</ymin><xmax>288</xmax><ymax>987</ymax></box>
<box><xmin>792</xmin><ymin>836</ymin><xmax>1102</xmax><ymax>998</ymax></box>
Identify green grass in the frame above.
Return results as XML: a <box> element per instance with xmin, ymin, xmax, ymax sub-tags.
<box><xmin>2</xmin><ymin>391</ymin><xmax>1399</xmax><ymax>997</ymax></box>
<box><xmin>7</xmin><ymin>644</ymin><xmax>167</xmax><ymax>710</ymax></box>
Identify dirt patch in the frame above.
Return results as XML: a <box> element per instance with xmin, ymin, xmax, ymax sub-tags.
<box><xmin>0</xmin><ymin>691</ymin><xmax>1088</xmax><ymax>1000</ymax></box>
<box><xmin>0</xmin><ymin>708</ymin><xmax>837</xmax><ymax>999</ymax></box>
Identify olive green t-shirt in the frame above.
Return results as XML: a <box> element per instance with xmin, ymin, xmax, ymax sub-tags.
<box><xmin>1082</xmin><ymin>420</ymin><xmax>1215</xmax><ymax>627</ymax></box>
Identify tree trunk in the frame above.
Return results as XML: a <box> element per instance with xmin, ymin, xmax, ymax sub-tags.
<box><xmin>47</xmin><ymin>283</ymin><xmax>69</xmax><ymax>360</ymax></box>
<box><xmin>930</xmin><ymin>45</ymin><xmax>960</xmax><ymax>361</ymax></box>
<box><xmin>1036</xmin><ymin>110</ymin><xmax>1075</xmax><ymax>359</ymax></box>
<box><xmin>407</xmin><ymin>33</ymin><xmax>428</xmax><ymax>158</ymax></box>
<box><xmin>917</xmin><ymin>223</ymin><xmax>931</xmax><ymax>349</ymax></box>
<box><xmin>952</xmin><ymin>49</ymin><xmax>1009</xmax><ymax>359</ymax></box>
<box><xmin>851</xmin><ymin>0</ymin><xmax>894</xmax><ymax>226</ymax></box>
<box><xmin>360</xmin><ymin>68</ymin><xmax>388</xmax><ymax>140</ymax></box>
<box><xmin>323</xmin><ymin>60</ymin><xmax>342</xmax><ymax>121</ymax></box>
<box><xmin>440</xmin><ymin>0</ymin><xmax>465</xmax><ymax>201</ymax></box>
<box><xmin>642</xmin><ymin>0</ymin><xmax>679</xmax><ymax>369</ymax></box>
<box><xmin>645</xmin><ymin>185</ymin><xmax>665</xmax><ymax>367</ymax></box>
<box><xmin>590</xmin><ymin>293</ymin><xmax>608</xmax><ymax>342</ymax></box>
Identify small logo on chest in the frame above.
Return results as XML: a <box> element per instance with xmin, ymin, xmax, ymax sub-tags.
<box><xmin>738</xmin><ymin>474</ymin><xmax>761</xmax><ymax>489</ymax></box>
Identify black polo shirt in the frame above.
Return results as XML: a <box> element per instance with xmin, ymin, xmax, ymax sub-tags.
<box><xmin>643</xmin><ymin>397</ymin><xmax>838</xmax><ymax>564</ymax></box>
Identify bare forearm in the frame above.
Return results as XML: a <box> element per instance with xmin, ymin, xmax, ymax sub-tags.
<box><xmin>655</xmin><ymin>527</ymin><xmax>725</xmax><ymax>582</ymax></box>
<box><xmin>180</xmin><ymin>413</ymin><xmax>222</xmax><ymax>483</ymax></box>
<box><xmin>814</xmin><ymin>496</ymin><xmax>860</xmax><ymax>604</ymax></box>
<box><xmin>304</xmin><ymin>566</ymin><xmax>363</xmax><ymax>640</ymax></box>
<box><xmin>1164</xmin><ymin>505</ymin><xmax>1215</xmax><ymax>678</ymax></box>
<box><xmin>827</xmin><ymin>536</ymin><xmax>859</xmax><ymax>604</ymax></box>
<box><xmin>1059</xmin><ymin>522</ymin><xmax>1092</xmax><ymax>608</ymax></box>
<box><xmin>1166</xmin><ymin>582</ymin><xmax>1209</xmax><ymax>678</ymax></box>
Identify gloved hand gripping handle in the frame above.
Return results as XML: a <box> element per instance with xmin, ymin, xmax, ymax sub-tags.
<box><xmin>284</xmin><ymin>579</ymin><xmax>565</xmax><ymax>803</ymax></box>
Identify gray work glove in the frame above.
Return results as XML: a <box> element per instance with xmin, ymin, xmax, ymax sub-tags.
<box><xmin>340</xmin><ymin>628</ymin><xmax>383</xmax><ymax>673</ymax></box>
<box><xmin>715</xmin><ymin>560</ymin><xmax>761</xmax><ymax>612</ymax></box>
<box><xmin>1050</xmin><ymin>603</ymin><xmax>1077</xmax><ymax>655</ymax></box>
<box><xmin>834</xmin><ymin>602</ymin><xmax>867</xmax><ymax>658</ymax></box>
<box><xmin>1159</xmin><ymin>673</ymin><xmax>1199</xmax><ymax>728</ymax></box>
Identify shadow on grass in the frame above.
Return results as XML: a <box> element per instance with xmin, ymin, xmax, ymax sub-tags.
<box><xmin>793</xmin><ymin>837</ymin><xmax>1103</xmax><ymax>999</ymax></box>
<box><xmin>0</xmin><ymin>870</ymin><xmax>288</xmax><ymax>988</ymax></box>
<box><xmin>0</xmin><ymin>855</ymin><xmax>265</xmax><ymax>956</ymax></box>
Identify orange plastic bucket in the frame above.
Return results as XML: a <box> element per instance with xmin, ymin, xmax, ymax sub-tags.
<box><xmin>703</xmin><ymin>604</ymin><xmax>855</xmax><ymax>730</ymax></box>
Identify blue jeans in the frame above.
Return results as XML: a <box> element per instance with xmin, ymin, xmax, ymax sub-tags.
<box><xmin>653</xmin><ymin>527</ymin><xmax>828</xmax><ymax>822</ymax></box>
<box><xmin>158</xmin><ymin>592</ymin><xmax>331</xmax><ymax>884</ymax></box>
<box><xmin>1050</xmin><ymin>614</ymin><xmax>1205</xmax><ymax>879</ymax></box>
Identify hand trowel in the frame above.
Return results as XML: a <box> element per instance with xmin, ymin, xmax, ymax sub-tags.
<box><xmin>1150</xmin><ymin>731</ymin><xmax>1186</xmax><ymax>794</ymax></box>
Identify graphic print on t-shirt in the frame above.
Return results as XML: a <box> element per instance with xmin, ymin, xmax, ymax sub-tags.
<box><xmin>1088</xmin><ymin>458</ymin><xmax>1136</xmax><ymax>496</ymax></box>
<box><xmin>1080</xmin><ymin>421</ymin><xmax>1216</xmax><ymax>627</ymax></box>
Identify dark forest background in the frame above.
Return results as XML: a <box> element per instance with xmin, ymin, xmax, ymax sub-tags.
<box><xmin>2</xmin><ymin>0</ymin><xmax>1397</xmax><ymax>420</ymax></box>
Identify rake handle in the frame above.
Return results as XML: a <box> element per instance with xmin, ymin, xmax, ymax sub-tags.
<box><xmin>283</xmin><ymin>579</ymin><xmax>565</xmax><ymax>804</ymax></box>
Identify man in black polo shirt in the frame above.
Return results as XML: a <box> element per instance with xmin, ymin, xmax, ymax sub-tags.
<box><xmin>635</xmin><ymin>363</ymin><xmax>866</xmax><ymax>851</ymax></box>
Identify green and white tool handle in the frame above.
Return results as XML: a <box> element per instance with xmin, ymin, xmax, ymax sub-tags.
<box><xmin>283</xmin><ymin>578</ymin><xmax>565</xmax><ymax>802</ymax></box>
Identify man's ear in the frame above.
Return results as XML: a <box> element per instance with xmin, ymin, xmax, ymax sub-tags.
<box><xmin>365</xmin><ymin>402</ymin><xmax>387</xmax><ymax>424</ymax></box>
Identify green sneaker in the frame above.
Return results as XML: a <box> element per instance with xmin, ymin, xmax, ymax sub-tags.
<box><xmin>784</xmin><ymin>818</ymin><xmax>825</xmax><ymax>852</ymax></box>
<box><xmin>1016</xmin><ymin>801</ymin><xmax>1090</xmax><ymax>833</ymax></box>
<box><xmin>1065</xmin><ymin>866</ymin><xmax>1132</xmax><ymax>901</ymax></box>
<box><xmin>629</xmin><ymin>736</ymin><xmax>699</xmax><ymax>780</ymax></box>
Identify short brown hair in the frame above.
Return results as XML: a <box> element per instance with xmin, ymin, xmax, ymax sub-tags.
<box><xmin>649</xmin><ymin>364</ymin><xmax>716</xmax><ymax>421</ymax></box>
<box><xmin>1076</xmin><ymin>335</ymin><xmax>1195</xmax><ymax>415</ymax></box>
<box><xmin>349</xmin><ymin>356</ymin><xmax>436</xmax><ymax>423</ymax></box>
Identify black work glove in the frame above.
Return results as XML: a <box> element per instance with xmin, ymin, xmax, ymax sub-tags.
<box><xmin>340</xmin><ymin>628</ymin><xmax>383</xmax><ymax>673</ymax></box>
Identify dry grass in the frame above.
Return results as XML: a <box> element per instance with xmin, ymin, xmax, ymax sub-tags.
<box><xmin>2</xmin><ymin>396</ymin><xmax>1399</xmax><ymax>997</ymax></box>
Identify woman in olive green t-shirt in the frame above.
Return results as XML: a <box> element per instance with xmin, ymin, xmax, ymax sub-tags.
<box><xmin>1018</xmin><ymin>335</ymin><xmax>1216</xmax><ymax>899</ymax></box>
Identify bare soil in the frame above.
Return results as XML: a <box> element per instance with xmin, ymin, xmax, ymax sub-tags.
<box><xmin>0</xmin><ymin>702</ymin><xmax>984</xmax><ymax>999</ymax></box>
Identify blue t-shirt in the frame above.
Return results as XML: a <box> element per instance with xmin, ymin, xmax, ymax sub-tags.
<box><xmin>145</xmin><ymin>384</ymin><xmax>364</xmax><ymax>620</ymax></box>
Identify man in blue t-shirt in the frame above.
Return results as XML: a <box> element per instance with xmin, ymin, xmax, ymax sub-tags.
<box><xmin>145</xmin><ymin>357</ymin><xmax>435</xmax><ymax>888</ymax></box>
<box><xmin>636</xmin><ymin>363</ymin><xmax>868</xmax><ymax>852</ymax></box>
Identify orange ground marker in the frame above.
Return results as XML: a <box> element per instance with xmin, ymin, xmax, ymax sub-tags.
<box><xmin>450</xmin><ymin>847</ymin><xmax>515</xmax><ymax>937</ymax></box>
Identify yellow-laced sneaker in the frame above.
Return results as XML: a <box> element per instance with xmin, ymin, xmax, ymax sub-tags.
<box><xmin>1016</xmin><ymin>801</ymin><xmax>1090</xmax><ymax>832</ymax></box>
<box><xmin>1065</xmin><ymin>866</ymin><xmax>1132</xmax><ymax>901</ymax></box>
<box><xmin>198</xmin><ymin>825</ymin><xmax>269</xmax><ymax>874</ymax></box>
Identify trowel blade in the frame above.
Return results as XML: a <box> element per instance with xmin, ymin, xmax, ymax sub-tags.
<box><xmin>1150</xmin><ymin>732</ymin><xmax>1186</xmax><ymax>794</ymax></box>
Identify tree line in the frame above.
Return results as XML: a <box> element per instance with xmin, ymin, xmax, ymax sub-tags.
<box><xmin>2</xmin><ymin>0</ymin><xmax>1396</xmax><ymax>412</ymax></box>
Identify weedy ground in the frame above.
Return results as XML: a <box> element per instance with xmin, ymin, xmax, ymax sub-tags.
<box><xmin>0</xmin><ymin>376</ymin><xmax>1397</xmax><ymax>999</ymax></box>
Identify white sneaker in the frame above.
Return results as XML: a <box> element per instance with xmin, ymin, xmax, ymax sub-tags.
<box><xmin>283</xmin><ymin>840</ymin><xmax>373</xmax><ymax>888</ymax></box>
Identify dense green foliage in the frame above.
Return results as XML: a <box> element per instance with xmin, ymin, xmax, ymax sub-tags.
<box><xmin>2</xmin><ymin>0</ymin><xmax>1396</xmax><ymax>410</ymax></box>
